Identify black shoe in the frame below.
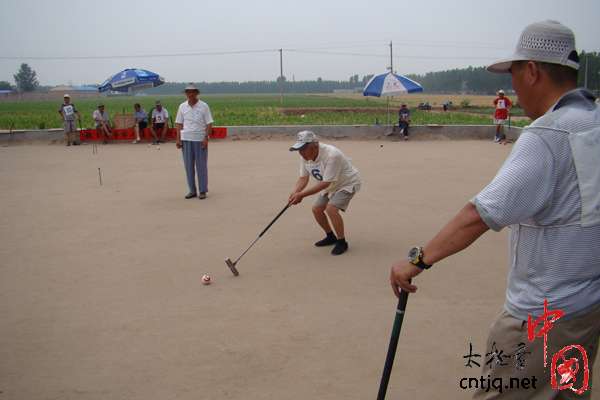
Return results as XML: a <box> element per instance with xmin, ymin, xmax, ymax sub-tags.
<box><xmin>314</xmin><ymin>232</ymin><xmax>337</xmax><ymax>247</ymax></box>
<box><xmin>331</xmin><ymin>239</ymin><xmax>348</xmax><ymax>255</ymax></box>
<box><xmin>185</xmin><ymin>193</ymin><xmax>197</xmax><ymax>199</ymax></box>
<box><xmin>199</xmin><ymin>192</ymin><xmax>207</xmax><ymax>200</ymax></box>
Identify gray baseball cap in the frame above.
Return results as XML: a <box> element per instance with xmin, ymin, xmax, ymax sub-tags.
<box><xmin>289</xmin><ymin>130</ymin><xmax>318</xmax><ymax>151</ymax></box>
<box><xmin>487</xmin><ymin>20</ymin><xmax>580</xmax><ymax>73</ymax></box>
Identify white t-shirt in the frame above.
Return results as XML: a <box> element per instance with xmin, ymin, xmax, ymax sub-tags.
<box><xmin>175</xmin><ymin>100</ymin><xmax>214</xmax><ymax>141</ymax></box>
<box><xmin>299</xmin><ymin>143</ymin><xmax>362</xmax><ymax>194</ymax></box>
<box><xmin>152</xmin><ymin>108</ymin><xmax>169</xmax><ymax>124</ymax></box>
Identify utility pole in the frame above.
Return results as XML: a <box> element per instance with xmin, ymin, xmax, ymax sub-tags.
<box><xmin>584</xmin><ymin>53</ymin><xmax>588</xmax><ymax>89</ymax></box>
<box><xmin>389</xmin><ymin>41</ymin><xmax>394</xmax><ymax>73</ymax></box>
<box><xmin>279</xmin><ymin>48</ymin><xmax>284</xmax><ymax>105</ymax></box>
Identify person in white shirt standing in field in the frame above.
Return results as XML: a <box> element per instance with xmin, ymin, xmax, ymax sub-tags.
<box><xmin>175</xmin><ymin>84</ymin><xmax>213</xmax><ymax>200</ymax></box>
<box><xmin>288</xmin><ymin>131</ymin><xmax>362</xmax><ymax>255</ymax></box>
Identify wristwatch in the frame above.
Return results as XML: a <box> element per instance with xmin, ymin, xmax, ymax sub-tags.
<box><xmin>408</xmin><ymin>246</ymin><xmax>432</xmax><ymax>270</ymax></box>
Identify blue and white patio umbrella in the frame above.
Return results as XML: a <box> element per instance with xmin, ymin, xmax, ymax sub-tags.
<box><xmin>98</xmin><ymin>68</ymin><xmax>165</xmax><ymax>93</ymax></box>
<box><xmin>362</xmin><ymin>72</ymin><xmax>423</xmax><ymax>97</ymax></box>
<box><xmin>363</xmin><ymin>72</ymin><xmax>423</xmax><ymax>126</ymax></box>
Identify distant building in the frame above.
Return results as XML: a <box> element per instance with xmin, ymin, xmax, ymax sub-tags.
<box><xmin>49</xmin><ymin>85</ymin><xmax>99</xmax><ymax>93</ymax></box>
<box><xmin>49</xmin><ymin>85</ymin><xmax>73</xmax><ymax>93</ymax></box>
<box><xmin>72</xmin><ymin>85</ymin><xmax>99</xmax><ymax>93</ymax></box>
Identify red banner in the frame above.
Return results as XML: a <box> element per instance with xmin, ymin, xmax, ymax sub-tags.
<box><xmin>80</xmin><ymin>127</ymin><xmax>227</xmax><ymax>141</ymax></box>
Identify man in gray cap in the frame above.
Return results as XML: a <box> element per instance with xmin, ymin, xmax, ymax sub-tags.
<box><xmin>390</xmin><ymin>21</ymin><xmax>599</xmax><ymax>398</ymax></box>
<box><xmin>175</xmin><ymin>84</ymin><xmax>213</xmax><ymax>200</ymax></box>
<box><xmin>289</xmin><ymin>131</ymin><xmax>362</xmax><ymax>255</ymax></box>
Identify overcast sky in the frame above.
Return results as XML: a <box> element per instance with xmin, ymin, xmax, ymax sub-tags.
<box><xmin>1</xmin><ymin>0</ymin><xmax>599</xmax><ymax>86</ymax></box>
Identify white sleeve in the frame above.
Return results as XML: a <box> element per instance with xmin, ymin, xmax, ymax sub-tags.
<box><xmin>204</xmin><ymin>105</ymin><xmax>214</xmax><ymax>125</ymax></box>
<box><xmin>164</xmin><ymin>109</ymin><xmax>169</xmax><ymax>119</ymax></box>
<box><xmin>175</xmin><ymin>106</ymin><xmax>184</xmax><ymax>125</ymax></box>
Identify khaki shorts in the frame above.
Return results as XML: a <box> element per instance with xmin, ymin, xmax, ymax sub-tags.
<box><xmin>473</xmin><ymin>302</ymin><xmax>600</xmax><ymax>399</ymax></box>
<box><xmin>494</xmin><ymin>118</ymin><xmax>507</xmax><ymax>125</ymax></box>
<box><xmin>314</xmin><ymin>189</ymin><xmax>356</xmax><ymax>212</ymax></box>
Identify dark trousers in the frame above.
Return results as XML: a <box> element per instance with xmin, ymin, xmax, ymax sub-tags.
<box><xmin>399</xmin><ymin>121</ymin><xmax>409</xmax><ymax>137</ymax></box>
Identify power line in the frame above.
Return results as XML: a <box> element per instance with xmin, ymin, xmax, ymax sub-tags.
<box><xmin>287</xmin><ymin>49</ymin><xmax>502</xmax><ymax>60</ymax></box>
<box><xmin>0</xmin><ymin>49</ymin><xmax>279</xmax><ymax>61</ymax></box>
<box><xmin>0</xmin><ymin>39</ymin><xmax>512</xmax><ymax>61</ymax></box>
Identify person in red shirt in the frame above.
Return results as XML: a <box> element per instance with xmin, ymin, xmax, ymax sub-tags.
<box><xmin>493</xmin><ymin>89</ymin><xmax>512</xmax><ymax>142</ymax></box>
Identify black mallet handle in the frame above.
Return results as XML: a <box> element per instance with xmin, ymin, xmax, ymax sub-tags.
<box><xmin>258</xmin><ymin>203</ymin><xmax>291</xmax><ymax>238</ymax></box>
<box><xmin>377</xmin><ymin>288</ymin><xmax>410</xmax><ymax>400</ymax></box>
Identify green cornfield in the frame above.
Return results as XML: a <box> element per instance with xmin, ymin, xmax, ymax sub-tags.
<box><xmin>0</xmin><ymin>94</ymin><xmax>529</xmax><ymax>130</ymax></box>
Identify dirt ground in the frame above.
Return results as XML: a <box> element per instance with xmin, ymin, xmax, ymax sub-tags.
<box><xmin>0</xmin><ymin>140</ymin><xmax>597</xmax><ymax>400</ymax></box>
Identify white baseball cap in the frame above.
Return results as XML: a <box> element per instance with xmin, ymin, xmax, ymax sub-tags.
<box><xmin>487</xmin><ymin>20</ymin><xmax>580</xmax><ymax>73</ymax></box>
<box><xmin>63</xmin><ymin>94</ymin><xmax>70</xmax><ymax>98</ymax></box>
<box><xmin>498</xmin><ymin>89</ymin><xmax>505</xmax><ymax>95</ymax></box>
<box><xmin>184</xmin><ymin>83</ymin><xmax>199</xmax><ymax>92</ymax></box>
<box><xmin>289</xmin><ymin>130</ymin><xmax>318</xmax><ymax>151</ymax></box>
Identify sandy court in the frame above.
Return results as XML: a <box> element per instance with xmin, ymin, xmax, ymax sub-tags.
<box><xmin>0</xmin><ymin>140</ymin><xmax>597</xmax><ymax>400</ymax></box>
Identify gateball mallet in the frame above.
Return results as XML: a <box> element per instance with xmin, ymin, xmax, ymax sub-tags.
<box><xmin>225</xmin><ymin>203</ymin><xmax>291</xmax><ymax>276</ymax></box>
<box><xmin>377</xmin><ymin>286</ymin><xmax>410</xmax><ymax>400</ymax></box>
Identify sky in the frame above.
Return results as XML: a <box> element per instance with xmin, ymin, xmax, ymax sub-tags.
<box><xmin>1</xmin><ymin>0</ymin><xmax>599</xmax><ymax>86</ymax></box>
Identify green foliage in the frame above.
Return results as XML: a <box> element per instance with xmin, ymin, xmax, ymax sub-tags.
<box><xmin>578</xmin><ymin>52</ymin><xmax>600</xmax><ymax>91</ymax></box>
<box><xmin>407</xmin><ymin>66</ymin><xmax>512</xmax><ymax>95</ymax></box>
<box><xmin>0</xmin><ymin>81</ymin><xmax>13</xmax><ymax>90</ymax></box>
<box><xmin>13</xmin><ymin>63</ymin><xmax>39</xmax><ymax>92</ymax></box>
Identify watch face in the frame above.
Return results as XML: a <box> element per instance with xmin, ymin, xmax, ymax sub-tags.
<box><xmin>408</xmin><ymin>247</ymin><xmax>420</xmax><ymax>263</ymax></box>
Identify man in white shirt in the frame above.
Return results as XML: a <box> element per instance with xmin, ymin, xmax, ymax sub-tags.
<box><xmin>288</xmin><ymin>131</ymin><xmax>362</xmax><ymax>255</ymax></box>
<box><xmin>151</xmin><ymin>100</ymin><xmax>169</xmax><ymax>144</ymax></box>
<box><xmin>175</xmin><ymin>84</ymin><xmax>213</xmax><ymax>200</ymax></box>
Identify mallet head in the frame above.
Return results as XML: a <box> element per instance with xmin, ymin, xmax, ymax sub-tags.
<box><xmin>225</xmin><ymin>258</ymin><xmax>239</xmax><ymax>276</ymax></box>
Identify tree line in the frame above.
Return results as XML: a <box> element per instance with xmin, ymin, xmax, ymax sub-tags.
<box><xmin>3</xmin><ymin>52</ymin><xmax>598</xmax><ymax>94</ymax></box>
<box><xmin>405</xmin><ymin>52</ymin><xmax>599</xmax><ymax>94</ymax></box>
<box><xmin>146</xmin><ymin>52</ymin><xmax>600</xmax><ymax>95</ymax></box>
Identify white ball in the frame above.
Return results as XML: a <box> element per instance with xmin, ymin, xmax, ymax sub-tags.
<box><xmin>201</xmin><ymin>274</ymin><xmax>212</xmax><ymax>285</ymax></box>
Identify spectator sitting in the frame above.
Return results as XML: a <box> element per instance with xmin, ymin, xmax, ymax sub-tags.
<box><xmin>132</xmin><ymin>103</ymin><xmax>148</xmax><ymax>144</ymax></box>
<box><xmin>151</xmin><ymin>101</ymin><xmax>169</xmax><ymax>144</ymax></box>
<box><xmin>93</xmin><ymin>104</ymin><xmax>112</xmax><ymax>144</ymax></box>
<box><xmin>398</xmin><ymin>104</ymin><xmax>411</xmax><ymax>140</ymax></box>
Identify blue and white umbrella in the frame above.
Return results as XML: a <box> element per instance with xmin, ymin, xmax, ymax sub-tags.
<box><xmin>363</xmin><ymin>72</ymin><xmax>423</xmax><ymax>97</ymax></box>
<box><xmin>98</xmin><ymin>68</ymin><xmax>165</xmax><ymax>93</ymax></box>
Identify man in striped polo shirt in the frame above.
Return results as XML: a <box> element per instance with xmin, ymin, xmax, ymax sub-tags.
<box><xmin>390</xmin><ymin>21</ymin><xmax>600</xmax><ymax>399</ymax></box>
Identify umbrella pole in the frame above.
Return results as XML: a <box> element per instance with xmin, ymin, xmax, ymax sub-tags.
<box><xmin>387</xmin><ymin>97</ymin><xmax>390</xmax><ymax>126</ymax></box>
